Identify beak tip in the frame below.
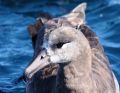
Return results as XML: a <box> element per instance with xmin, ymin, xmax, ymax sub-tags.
<box><xmin>25</xmin><ymin>69</ymin><xmax>32</xmax><ymax>81</ymax></box>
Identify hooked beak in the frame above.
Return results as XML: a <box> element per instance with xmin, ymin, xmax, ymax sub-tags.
<box><xmin>25</xmin><ymin>50</ymin><xmax>51</xmax><ymax>80</ymax></box>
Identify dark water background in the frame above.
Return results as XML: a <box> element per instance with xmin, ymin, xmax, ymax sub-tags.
<box><xmin>0</xmin><ymin>0</ymin><xmax>120</xmax><ymax>93</ymax></box>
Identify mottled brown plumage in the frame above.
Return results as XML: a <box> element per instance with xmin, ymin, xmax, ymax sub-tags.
<box><xmin>25</xmin><ymin>3</ymin><xmax>119</xmax><ymax>93</ymax></box>
<box><xmin>80</xmin><ymin>25</ymin><xmax>116</xmax><ymax>92</ymax></box>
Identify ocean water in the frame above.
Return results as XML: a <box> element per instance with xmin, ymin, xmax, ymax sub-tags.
<box><xmin>0</xmin><ymin>0</ymin><xmax>120</xmax><ymax>93</ymax></box>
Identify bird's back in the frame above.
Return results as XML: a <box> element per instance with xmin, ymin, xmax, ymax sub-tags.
<box><xmin>80</xmin><ymin>25</ymin><xmax>119</xmax><ymax>93</ymax></box>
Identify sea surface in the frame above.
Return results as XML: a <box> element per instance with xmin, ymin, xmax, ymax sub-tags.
<box><xmin>0</xmin><ymin>0</ymin><xmax>120</xmax><ymax>93</ymax></box>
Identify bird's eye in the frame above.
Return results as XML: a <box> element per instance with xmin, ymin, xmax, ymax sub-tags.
<box><xmin>51</xmin><ymin>40</ymin><xmax>70</xmax><ymax>49</ymax></box>
<box><xmin>51</xmin><ymin>42</ymin><xmax>65</xmax><ymax>49</ymax></box>
<box><xmin>56</xmin><ymin>42</ymin><xmax>65</xmax><ymax>48</ymax></box>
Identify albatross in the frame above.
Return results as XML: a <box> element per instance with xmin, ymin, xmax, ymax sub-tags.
<box><xmin>24</xmin><ymin>3</ymin><xmax>120</xmax><ymax>93</ymax></box>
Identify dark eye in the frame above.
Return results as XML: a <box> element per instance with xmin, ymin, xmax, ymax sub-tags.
<box><xmin>51</xmin><ymin>42</ymin><xmax>65</xmax><ymax>49</ymax></box>
<box><xmin>56</xmin><ymin>42</ymin><xmax>65</xmax><ymax>48</ymax></box>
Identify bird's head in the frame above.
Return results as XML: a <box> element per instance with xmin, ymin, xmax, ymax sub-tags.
<box><xmin>25</xmin><ymin>25</ymin><xmax>91</xmax><ymax>80</ymax></box>
<box><xmin>24</xmin><ymin>3</ymin><xmax>91</xmax><ymax>80</ymax></box>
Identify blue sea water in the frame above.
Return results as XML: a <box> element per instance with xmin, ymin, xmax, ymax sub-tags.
<box><xmin>0</xmin><ymin>0</ymin><xmax>120</xmax><ymax>93</ymax></box>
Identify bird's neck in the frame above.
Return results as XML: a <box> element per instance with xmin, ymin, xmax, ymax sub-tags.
<box><xmin>56</xmin><ymin>58</ymin><xmax>93</xmax><ymax>93</ymax></box>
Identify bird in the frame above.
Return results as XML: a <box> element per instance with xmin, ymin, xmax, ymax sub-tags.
<box><xmin>24</xmin><ymin>3</ymin><xmax>119</xmax><ymax>93</ymax></box>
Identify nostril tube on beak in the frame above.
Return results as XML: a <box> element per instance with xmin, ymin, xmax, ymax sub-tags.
<box><xmin>41</xmin><ymin>56</ymin><xmax>44</xmax><ymax>59</ymax></box>
<box><xmin>40</xmin><ymin>48</ymin><xmax>47</xmax><ymax>59</ymax></box>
